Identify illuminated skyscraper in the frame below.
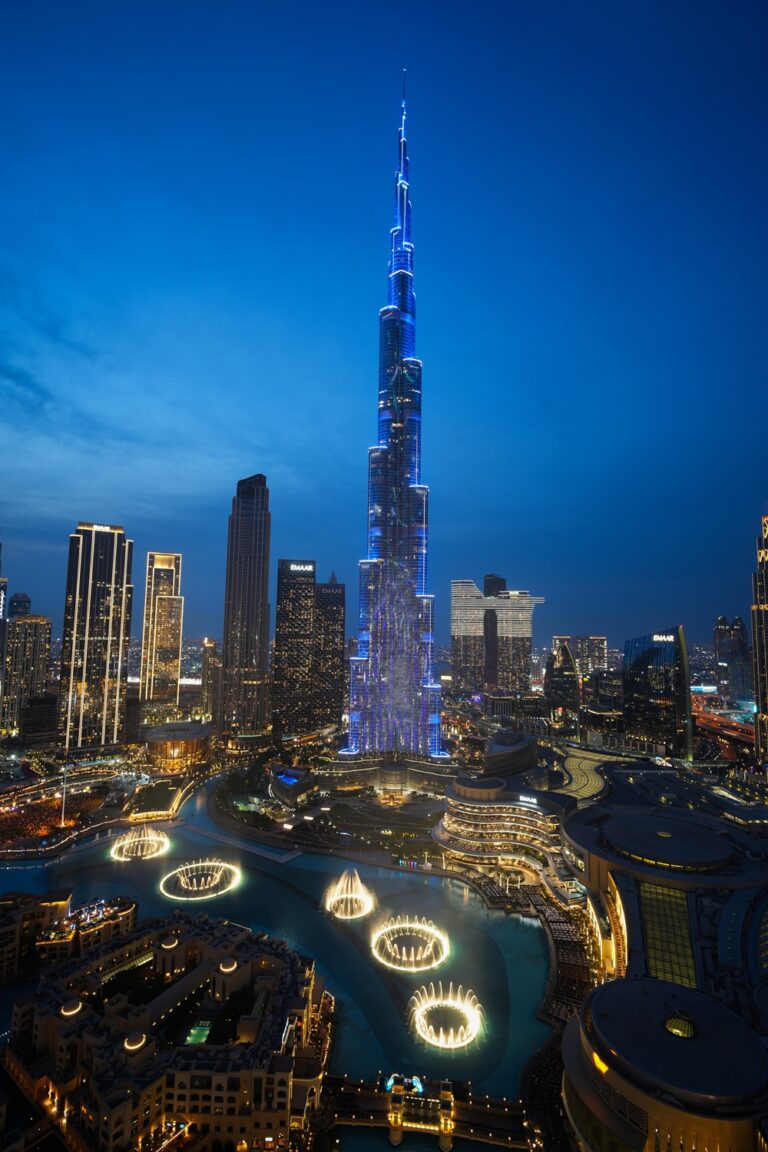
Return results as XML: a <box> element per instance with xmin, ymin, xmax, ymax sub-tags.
<box><xmin>221</xmin><ymin>474</ymin><xmax>271</xmax><ymax>734</ymax></box>
<box><xmin>8</xmin><ymin>592</ymin><xmax>31</xmax><ymax>618</ymax></box>
<box><xmin>273</xmin><ymin>560</ymin><xmax>317</xmax><ymax>736</ymax></box>
<box><xmin>552</xmin><ymin>635</ymin><xmax>608</xmax><ymax>678</ymax></box>
<box><xmin>58</xmin><ymin>523</ymin><xmax>133</xmax><ymax>751</ymax></box>
<box><xmin>1</xmin><ymin>615</ymin><xmax>51</xmax><ymax>733</ymax></box>
<box><xmin>451</xmin><ymin>580</ymin><xmax>544</xmax><ymax>694</ymax></box>
<box><xmin>139</xmin><ymin>553</ymin><xmax>183</xmax><ymax>707</ymax></box>
<box><xmin>483</xmin><ymin>574</ymin><xmax>506</xmax><ymax>598</ymax></box>
<box><xmin>0</xmin><ymin>542</ymin><xmax>7</xmax><ymax>623</ymax></box>
<box><xmin>483</xmin><ymin>575</ymin><xmax>506</xmax><ymax>687</ymax></box>
<box><xmin>0</xmin><ymin>544</ymin><xmax>7</xmax><ymax>714</ymax></box>
<box><xmin>314</xmin><ymin>573</ymin><xmax>345</xmax><ymax>729</ymax></box>
<box><xmin>344</xmin><ymin>98</ymin><xmax>444</xmax><ymax>759</ymax></box>
<box><xmin>200</xmin><ymin>638</ymin><xmax>222</xmax><ymax>726</ymax></box>
<box><xmin>714</xmin><ymin>616</ymin><xmax>752</xmax><ymax>701</ymax></box>
<box><xmin>273</xmin><ymin>564</ymin><xmax>346</xmax><ymax>737</ymax></box>
<box><xmin>544</xmin><ymin>640</ymin><xmax>581</xmax><ymax>725</ymax></box>
<box><xmin>752</xmin><ymin>516</ymin><xmax>768</xmax><ymax>764</ymax></box>
<box><xmin>623</xmin><ymin>627</ymin><xmax>692</xmax><ymax>760</ymax></box>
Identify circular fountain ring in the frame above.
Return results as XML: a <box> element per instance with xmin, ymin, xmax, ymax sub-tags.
<box><xmin>409</xmin><ymin>981</ymin><xmax>484</xmax><ymax>1049</ymax></box>
<box><xmin>160</xmin><ymin>859</ymin><xmax>241</xmax><ymax>902</ymax></box>
<box><xmin>324</xmin><ymin>868</ymin><xmax>375</xmax><ymax>920</ymax></box>
<box><xmin>111</xmin><ymin>826</ymin><xmax>170</xmax><ymax>861</ymax></box>
<box><xmin>371</xmin><ymin>916</ymin><xmax>450</xmax><ymax>972</ymax></box>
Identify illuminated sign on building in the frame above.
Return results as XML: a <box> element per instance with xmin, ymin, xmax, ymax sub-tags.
<box><xmin>652</xmin><ymin>634</ymin><xmax>675</xmax><ymax>643</ymax></box>
<box><xmin>518</xmin><ymin>794</ymin><xmax>539</xmax><ymax>806</ymax></box>
<box><xmin>289</xmin><ymin>563</ymin><xmax>314</xmax><ymax>573</ymax></box>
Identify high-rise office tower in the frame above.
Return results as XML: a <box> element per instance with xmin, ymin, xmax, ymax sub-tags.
<box><xmin>482</xmin><ymin>575</ymin><xmax>506</xmax><ymax>687</ymax></box>
<box><xmin>58</xmin><ymin>523</ymin><xmax>133</xmax><ymax>751</ymax></box>
<box><xmin>273</xmin><ymin>560</ymin><xmax>317</xmax><ymax>736</ymax></box>
<box><xmin>273</xmin><ymin>564</ymin><xmax>346</xmax><ymax>737</ymax></box>
<box><xmin>315</xmin><ymin>573</ymin><xmax>345</xmax><ymax>729</ymax></box>
<box><xmin>8</xmin><ymin>592</ymin><xmax>31</xmax><ymax>618</ymax></box>
<box><xmin>714</xmin><ymin>616</ymin><xmax>752</xmax><ymax>701</ymax></box>
<box><xmin>484</xmin><ymin>574</ymin><xmax>507</xmax><ymax>598</ymax></box>
<box><xmin>221</xmin><ymin>474</ymin><xmax>271</xmax><ymax>734</ymax></box>
<box><xmin>1</xmin><ymin>615</ymin><xmax>51</xmax><ymax>733</ymax></box>
<box><xmin>343</xmin><ymin>99</ymin><xmax>443</xmax><ymax>759</ymax></box>
<box><xmin>623</xmin><ymin>627</ymin><xmax>692</xmax><ymax>760</ymax></box>
<box><xmin>0</xmin><ymin>544</ymin><xmax>7</xmax><ymax>713</ymax></box>
<box><xmin>753</xmin><ymin>516</ymin><xmax>768</xmax><ymax>764</ymax></box>
<box><xmin>200</xmin><ymin>638</ymin><xmax>222</xmax><ymax>726</ymax></box>
<box><xmin>552</xmin><ymin>635</ymin><xmax>608</xmax><ymax>678</ymax></box>
<box><xmin>544</xmin><ymin>640</ymin><xmax>581</xmax><ymax>722</ymax></box>
<box><xmin>0</xmin><ymin>542</ymin><xmax>7</xmax><ymax>623</ymax></box>
<box><xmin>139</xmin><ymin>553</ymin><xmax>183</xmax><ymax>706</ymax></box>
<box><xmin>451</xmin><ymin>580</ymin><xmax>545</xmax><ymax>694</ymax></box>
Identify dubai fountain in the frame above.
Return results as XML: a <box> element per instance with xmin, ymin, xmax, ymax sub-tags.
<box><xmin>409</xmin><ymin>981</ymin><xmax>484</xmax><ymax>1049</ymax></box>
<box><xmin>111</xmin><ymin>825</ymin><xmax>170</xmax><ymax>861</ymax></box>
<box><xmin>160</xmin><ymin>859</ymin><xmax>241</xmax><ymax>901</ymax></box>
<box><xmin>323</xmin><ymin>868</ymin><xmax>376</xmax><ymax>920</ymax></box>
<box><xmin>371</xmin><ymin>916</ymin><xmax>450</xmax><ymax>972</ymax></box>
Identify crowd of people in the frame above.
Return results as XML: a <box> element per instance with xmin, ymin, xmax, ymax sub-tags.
<box><xmin>0</xmin><ymin>793</ymin><xmax>103</xmax><ymax>846</ymax></box>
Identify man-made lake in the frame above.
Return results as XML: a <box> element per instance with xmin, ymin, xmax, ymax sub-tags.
<box><xmin>0</xmin><ymin>790</ymin><xmax>550</xmax><ymax>1097</ymax></box>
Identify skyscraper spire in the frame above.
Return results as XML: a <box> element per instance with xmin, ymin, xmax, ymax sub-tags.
<box><xmin>342</xmin><ymin>93</ymin><xmax>445</xmax><ymax>762</ymax></box>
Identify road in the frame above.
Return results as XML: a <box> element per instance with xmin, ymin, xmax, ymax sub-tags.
<box><xmin>551</xmin><ymin>746</ymin><xmax>608</xmax><ymax>803</ymax></box>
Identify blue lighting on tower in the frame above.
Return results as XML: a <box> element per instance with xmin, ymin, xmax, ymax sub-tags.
<box><xmin>342</xmin><ymin>94</ymin><xmax>445</xmax><ymax>760</ymax></box>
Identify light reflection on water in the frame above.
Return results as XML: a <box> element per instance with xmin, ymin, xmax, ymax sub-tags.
<box><xmin>0</xmin><ymin>788</ymin><xmax>550</xmax><ymax>1094</ymax></box>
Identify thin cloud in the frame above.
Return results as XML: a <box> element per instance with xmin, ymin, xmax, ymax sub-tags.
<box><xmin>0</xmin><ymin>358</ymin><xmax>53</xmax><ymax>408</ymax></box>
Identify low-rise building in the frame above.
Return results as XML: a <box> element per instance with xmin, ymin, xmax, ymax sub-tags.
<box><xmin>0</xmin><ymin>891</ymin><xmax>72</xmax><ymax>981</ymax></box>
<box><xmin>433</xmin><ymin>775</ymin><xmax>573</xmax><ymax>872</ymax></box>
<box><xmin>562</xmin><ymin>978</ymin><xmax>768</xmax><ymax>1152</ymax></box>
<box><xmin>5</xmin><ymin>910</ymin><xmax>332</xmax><ymax>1152</ymax></box>
<box><xmin>145</xmin><ymin>721</ymin><xmax>211</xmax><ymax>773</ymax></box>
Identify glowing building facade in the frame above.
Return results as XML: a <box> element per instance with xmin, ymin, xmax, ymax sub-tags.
<box><xmin>0</xmin><ymin>614</ymin><xmax>51</xmax><ymax>733</ymax></box>
<box><xmin>0</xmin><ymin>543</ymin><xmax>7</xmax><ymax>714</ymax></box>
<box><xmin>622</xmin><ymin>627</ymin><xmax>692</xmax><ymax>760</ymax></box>
<box><xmin>221</xmin><ymin>474</ymin><xmax>271</xmax><ymax>734</ymax></box>
<box><xmin>273</xmin><ymin>562</ymin><xmax>346</xmax><ymax>736</ymax></box>
<box><xmin>58</xmin><ymin>523</ymin><xmax>134</xmax><ymax>751</ymax></box>
<box><xmin>314</xmin><ymin>573</ymin><xmax>345</xmax><ymax>729</ymax></box>
<box><xmin>552</xmin><ymin>634</ymin><xmax>608</xmax><ymax>678</ymax></box>
<box><xmin>273</xmin><ymin>560</ymin><xmax>317</xmax><ymax>736</ymax></box>
<box><xmin>544</xmin><ymin>640</ymin><xmax>581</xmax><ymax>724</ymax></box>
<box><xmin>200</xmin><ymin>637</ymin><xmax>222</xmax><ymax>726</ymax></box>
<box><xmin>713</xmin><ymin>615</ymin><xmax>752</xmax><ymax>701</ymax></box>
<box><xmin>451</xmin><ymin>580</ymin><xmax>544</xmax><ymax>694</ymax></box>
<box><xmin>344</xmin><ymin>100</ymin><xmax>443</xmax><ymax>759</ymax></box>
<box><xmin>753</xmin><ymin>515</ymin><xmax>768</xmax><ymax>764</ymax></box>
<box><xmin>139</xmin><ymin>552</ymin><xmax>183</xmax><ymax>707</ymax></box>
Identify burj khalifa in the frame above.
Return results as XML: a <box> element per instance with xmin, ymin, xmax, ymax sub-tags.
<box><xmin>342</xmin><ymin>97</ymin><xmax>445</xmax><ymax>760</ymax></box>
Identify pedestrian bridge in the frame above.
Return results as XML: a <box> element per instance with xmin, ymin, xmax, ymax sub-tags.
<box><xmin>326</xmin><ymin>1074</ymin><xmax>528</xmax><ymax>1149</ymax></box>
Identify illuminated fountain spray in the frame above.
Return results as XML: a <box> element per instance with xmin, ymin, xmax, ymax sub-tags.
<box><xmin>160</xmin><ymin>859</ymin><xmax>241</xmax><ymax>901</ymax></box>
<box><xmin>409</xmin><ymin>981</ymin><xmax>484</xmax><ymax>1049</ymax></box>
<box><xmin>111</xmin><ymin>826</ymin><xmax>170</xmax><ymax>861</ymax></box>
<box><xmin>324</xmin><ymin>869</ymin><xmax>375</xmax><ymax>920</ymax></box>
<box><xmin>371</xmin><ymin>916</ymin><xmax>449</xmax><ymax>972</ymax></box>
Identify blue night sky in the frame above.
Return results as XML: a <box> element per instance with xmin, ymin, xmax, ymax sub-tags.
<box><xmin>1</xmin><ymin>1</ymin><xmax>767</xmax><ymax>647</ymax></box>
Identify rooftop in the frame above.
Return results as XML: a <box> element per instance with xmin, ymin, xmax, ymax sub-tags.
<box><xmin>588</xmin><ymin>977</ymin><xmax>768</xmax><ymax>1106</ymax></box>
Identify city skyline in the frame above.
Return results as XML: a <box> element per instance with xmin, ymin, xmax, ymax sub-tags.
<box><xmin>2</xmin><ymin>3</ymin><xmax>767</xmax><ymax>647</ymax></box>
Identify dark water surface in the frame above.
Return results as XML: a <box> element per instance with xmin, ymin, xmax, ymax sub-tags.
<box><xmin>0</xmin><ymin>789</ymin><xmax>550</xmax><ymax>1096</ymax></box>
